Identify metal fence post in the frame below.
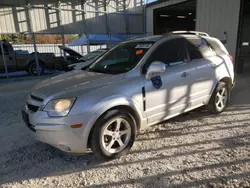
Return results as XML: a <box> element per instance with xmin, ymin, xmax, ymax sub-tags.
<box><xmin>0</xmin><ymin>41</ymin><xmax>9</xmax><ymax>79</ymax></box>
<box><xmin>27</xmin><ymin>3</ymin><xmax>40</xmax><ymax>76</ymax></box>
<box><xmin>81</xmin><ymin>0</ymin><xmax>89</xmax><ymax>54</ymax></box>
<box><xmin>103</xmin><ymin>0</ymin><xmax>111</xmax><ymax>49</ymax></box>
<box><xmin>143</xmin><ymin>0</ymin><xmax>147</xmax><ymax>36</ymax></box>
<box><xmin>58</xmin><ymin>1</ymin><xmax>67</xmax><ymax>61</ymax></box>
<box><xmin>32</xmin><ymin>32</ymin><xmax>40</xmax><ymax>76</ymax></box>
<box><xmin>86</xmin><ymin>33</ymin><xmax>90</xmax><ymax>53</ymax></box>
<box><xmin>123</xmin><ymin>0</ymin><xmax>129</xmax><ymax>36</ymax></box>
<box><xmin>61</xmin><ymin>33</ymin><xmax>67</xmax><ymax>61</ymax></box>
<box><xmin>81</xmin><ymin>45</ymin><xmax>84</xmax><ymax>55</ymax></box>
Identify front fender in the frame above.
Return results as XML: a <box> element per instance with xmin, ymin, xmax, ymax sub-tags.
<box><xmin>82</xmin><ymin>95</ymin><xmax>146</xmax><ymax>147</ymax></box>
<box><xmin>93</xmin><ymin>95</ymin><xmax>144</xmax><ymax>120</ymax></box>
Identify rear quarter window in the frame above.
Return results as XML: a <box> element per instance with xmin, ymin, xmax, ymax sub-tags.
<box><xmin>206</xmin><ymin>38</ymin><xmax>229</xmax><ymax>55</ymax></box>
<box><xmin>186</xmin><ymin>38</ymin><xmax>215</xmax><ymax>60</ymax></box>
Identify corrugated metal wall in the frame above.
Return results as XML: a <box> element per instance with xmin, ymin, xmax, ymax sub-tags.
<box><xmin>0</xmin><ymin>0</ymin><xmax>144</xmax><ymax>34</ymax></box>
<box><xmin>196</xmin><ymin>0</ymin><xmax>241</xmax><ymax>57</ymax></box>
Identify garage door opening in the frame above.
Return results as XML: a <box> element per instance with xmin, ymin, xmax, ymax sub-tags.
<box><xmin>153</xmin><ymin>0</ymin><xmax>196</xmax><ymax>35</ymax></box>
<box><xmin>237</xmin><ymin>0</ymin><xmax>250</xmax><ymax>74</ymax></box>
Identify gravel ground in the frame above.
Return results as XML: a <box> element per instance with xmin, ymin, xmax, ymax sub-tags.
<box><xmin>1</xmin><ymin>75</ymin><xmax>250</xmax><ymax>188</ymax></box>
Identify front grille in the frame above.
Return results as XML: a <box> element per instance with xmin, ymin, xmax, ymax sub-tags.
<box><xmin>30</xmin><ymin>94</ymin><xmax>43</xmax><ymax>102</ymax></box>
<box><xmin>27</xmin><ymin>123</ymin><xmax>36</xmax><ymax>132</ymax></box>
<box><xmin>22</xmin><ymin>110</ymin><xmax>36</xmax><ymax>132</ymax></box>
<box><xmin>27</xmin><ymin>93</ymin><xmax>43</xmax><ymax>113</ymax></box>
<box><xmin>27</xmin><ymin>103</ymin><xmax>39</xmax><ymax>112</ymax></box>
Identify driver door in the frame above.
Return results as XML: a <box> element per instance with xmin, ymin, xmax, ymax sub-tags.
<box><xmin>143</xmin><ymin>38</ymin><xmax>192</xmax><ymax>125</ymax></box>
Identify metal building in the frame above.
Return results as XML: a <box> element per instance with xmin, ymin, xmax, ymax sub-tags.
<box><xmin>146</xmin><ymin>0</ymin><xmax>250</xmax><ymax>73</ymax></box>
<box><xmin>0</xmin><ymin>0</ymin><xmax>145</xmax><ymax>78</ymax></box>
<box><xmin>1</xmin><ymin>0</ymin><xmax>250</xmax><ymax>76</ymax></box>
<box><xmin>0</xmin><ymin>0</ymin><xmax>145</xmax><ymax>35</ymax></box>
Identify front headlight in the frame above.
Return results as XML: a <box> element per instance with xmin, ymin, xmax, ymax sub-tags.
<box><xmin>43</xmin><ymin>98</ymin><xmax>76</xmax><ymax>117</ymax></box>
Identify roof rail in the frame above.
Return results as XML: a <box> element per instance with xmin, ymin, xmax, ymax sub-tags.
<box><xmin>169</xmin><ymin>31</ymin><xmax>210</xmax><ymax>37</ymax></box>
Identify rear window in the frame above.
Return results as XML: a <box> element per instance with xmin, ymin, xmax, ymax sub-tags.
<box><xmin>186</xmin><ymin>38</ymin><xmax>215</xmax><ymax>60</ymax></box>
<box><xmin>206</xmin><ymin>38</ymin><xmax>229</xmax><ymax>55</ymax></box>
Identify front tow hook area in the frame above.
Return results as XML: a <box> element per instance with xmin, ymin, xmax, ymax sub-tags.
<box><xmin>21</xmin><ymin>110</ymin><xmax>36</xmax><ymax>132</ymax></box>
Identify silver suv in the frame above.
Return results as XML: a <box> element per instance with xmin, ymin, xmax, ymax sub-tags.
<box><xmin>22</xmin><ymin>31</ymin><xmax>235</xmax><ymax>159</ymax></box>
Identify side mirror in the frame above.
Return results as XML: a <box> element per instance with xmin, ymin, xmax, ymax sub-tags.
<box><xmin>145</xmin><ymin>61</ymin><xmax>166</xmax><ymax>80</ymax></box>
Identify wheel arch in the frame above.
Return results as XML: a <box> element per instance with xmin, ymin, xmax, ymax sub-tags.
<box><xmin>87</xmin><ymin>104</ymin><xmax>142</xmax><ymax>148</ymax></box>
<box><xmin>27</xmin><ymin>59</ymin><xmax>45</xmax><ymax>68</ymax></box>
<box><xmin>208</xmin><ymin>76</ymin><xmax>233</xmax><ymax>105</ymax></box>
<box><xmin>219</xmin><ymin>77</ymin><xmax>233</xmax><ymax>90</ymax></box>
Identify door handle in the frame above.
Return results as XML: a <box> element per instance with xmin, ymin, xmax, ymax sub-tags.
<box><xmin>181</xmin><ymin>72</ymin><xmax>189</xmax><ymax>77</ymax></box>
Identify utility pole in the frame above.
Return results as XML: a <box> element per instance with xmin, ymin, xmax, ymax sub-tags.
<box><xmin>103</xmin><ymin>0</ymin><xmax>110</xmax><ymax>46</ymax></box>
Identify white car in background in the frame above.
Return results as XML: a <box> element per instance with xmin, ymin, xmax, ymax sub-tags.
<box><xmin>66</xmin><ymin>48</ymin><xmax>109</xmax><ymax>71</ymax></box>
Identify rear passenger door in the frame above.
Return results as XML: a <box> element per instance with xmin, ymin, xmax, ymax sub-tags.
<box><xmin>185</xmin><ymin>37</ymin><xmax>219</xmax><ymax>107</ymax></box>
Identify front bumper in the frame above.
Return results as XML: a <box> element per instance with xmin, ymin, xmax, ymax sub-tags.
<box><xmin>22</xmin><ymin>110</ymin><xmax>91</xmax><ymax>154</ymax></box>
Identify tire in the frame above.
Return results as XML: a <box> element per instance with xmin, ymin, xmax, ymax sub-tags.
<box><xmin>208</xmin><ymin>82</ymin><xmax>229</xmax><ymax>114</ymax></box>
<box><xmin>90</xmin><ymin>109</ymin><xmax>136</xmax><ymax>160</ymax></box>
<box><xmin>28</xmin><ymin>62</ymin><xmax>44</xmax><ymax>76</ymax></box>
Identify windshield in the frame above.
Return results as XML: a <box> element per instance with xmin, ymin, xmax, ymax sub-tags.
<box><xmin>88</xmin><ymin>42</ymin><xmax>153</xmax><ymax>74</ymax></box>
<box><xmin>82</xmin><ymin>50</ymin><xmax>106</xmax><ymax>61</ymax></box>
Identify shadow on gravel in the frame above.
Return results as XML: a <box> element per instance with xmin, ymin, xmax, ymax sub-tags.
<box><xmin>1</xmin><ymin>121</ymin><xmax>250</xmax><ymax>186</ymax></box>
<box><xmin>0</xmin><ymin>141</ymin><xmax>98</xmax><ymax>184</ymax></box>
<box><xmin>136</xmin><ymin>119</ymin><xmax>250</xmax><ymax>141</ymax></box>
<box><xmin>86</xmin><ymin>159</ymin><xmax>250</xmax><ymax>188</ymax></box>
<box><xmin>130</xmin><ymin>133</ymin><xmax>250</xmax><ymax>155</ymax></box>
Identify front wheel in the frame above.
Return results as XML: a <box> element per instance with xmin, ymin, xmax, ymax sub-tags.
<box><xmin>208</xmin><ymin>82</ymin><xmax>229</xmax><ymax>113</ymax></box>
<box><xmin>90</xmin><ymin>109</ymin><xmax>136</xmax><ymax>159</ymax></box>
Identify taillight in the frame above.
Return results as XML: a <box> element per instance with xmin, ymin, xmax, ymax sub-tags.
<box><xmin>229</xmin><ymin>55</ymin><xmax>234</xmax><ymax>65</ymax></box>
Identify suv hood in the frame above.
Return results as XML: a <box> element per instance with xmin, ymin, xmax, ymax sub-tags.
<box><xmin>58</xmin><ymin>45</ymin><xmax>83</xmax><ymax>58</ymax></box>
<box><xmin>31</xmin><ymin>71</ymin><xmax>123</xmax><ymax>99</ymax></box>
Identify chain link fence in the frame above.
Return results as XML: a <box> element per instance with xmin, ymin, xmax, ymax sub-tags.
<box><xmin>0</xmin><ymin>0</ymin><xmax>145</xmax><ymax>79</ymax></box>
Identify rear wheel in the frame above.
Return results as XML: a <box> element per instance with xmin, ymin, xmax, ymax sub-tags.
<box><xmin>28</xmin><ymin>62</ymin><xmax>44</xmax><ymax>76</ymax></box>
<box><xmin>90</xmin><ymin>109</ymin><xmax>136</xmax><ymax>159</ymax></box>
<box><xmin>208</xmin><ymin>82</ymin><xmax>229</xmax><ymax>113</ymax></box>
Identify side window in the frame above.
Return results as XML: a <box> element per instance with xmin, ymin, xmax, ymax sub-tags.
<box><xmin>0</xmin><ymin>44</ymin><xmax>10</xmax><ymax>55</ymax></box>
<box><xmin>145</xmin><ymin>38</ymin><xmax>186</xmax><ymax>70</ymax></box>
<box><xmin>207</xmin><ymin>38</ymin><xmax>228</xmax><ymax>55</ymax></box>
<box><xmin>186</xmin><ymin>38</ymin><xmax>215</xmax><ymax>60</ymax></box>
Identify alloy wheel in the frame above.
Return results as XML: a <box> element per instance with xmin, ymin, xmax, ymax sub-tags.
<box><xmin>215</xmin><ymin>87</ymin><xmax>228</xmax><ymax>111</ymax></box>
<box><xmin>101</xmin><ymin>118</ymin><xmax>132</xmax><ymax>154</ymax></box>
